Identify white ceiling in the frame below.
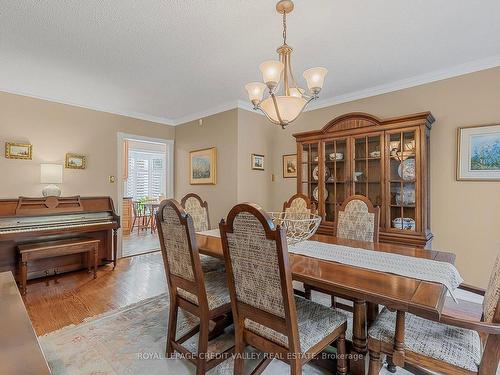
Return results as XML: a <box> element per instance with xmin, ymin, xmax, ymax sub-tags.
<box><xmin>1</xmin><ymin>0</ymin><xmax>500</xmax><ymax>125</ymax></box>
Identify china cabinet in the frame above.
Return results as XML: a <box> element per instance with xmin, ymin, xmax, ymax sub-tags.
<box><xmin>294</xmin><ymin>112</ymin><xmax>434</xmax><ymax>247</ymax></box>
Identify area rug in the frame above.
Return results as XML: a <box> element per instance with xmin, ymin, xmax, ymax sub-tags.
<box><xmin>39</xmin><ymin>292</ymin><xmax>400</xmax><ymax>375</ymax></box>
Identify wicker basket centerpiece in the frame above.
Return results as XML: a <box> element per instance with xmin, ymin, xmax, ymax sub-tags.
<box><xmin>268</xmin><ymin>211</ymin><xmax>322</xmax><ymax>245</ymax></box>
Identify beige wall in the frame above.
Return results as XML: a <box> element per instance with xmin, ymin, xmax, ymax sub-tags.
<box><xmin>174</xmin><ymin>110</ymin><xmax>238</xmax><ymax>227</ymax></box>
<box><xmin>0</xmin><ymin>91</ymin><xmax>175</xmax><ymax>207</ymax></box>
<box><xmin>270</xmin><ymin>67</ymin><xmax>500</xmax><ymax>287</ymax></box>
<box><xmin>236</xmin><ymin>109</ymin><xmax>277</xmax><ymax>209</ymax></box>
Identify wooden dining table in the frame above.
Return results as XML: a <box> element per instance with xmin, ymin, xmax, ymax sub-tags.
<box><xmin>196</xmin><ymin>231</ymin><xmax>456</xmax><ymax>375</ymax></box>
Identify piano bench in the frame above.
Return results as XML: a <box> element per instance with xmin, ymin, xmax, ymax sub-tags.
<box><xmin>17</xmin><ymin>238</ymin><xmax>100</xmax><ymax>295</ymax></box>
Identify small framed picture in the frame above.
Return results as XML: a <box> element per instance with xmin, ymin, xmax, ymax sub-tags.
<box><xmin>5</xmin><ymin>142</ymin><xmax>32</xmax><ymax>160</ymax></box>
<box><xmin>457</xmin><ymin>124</ymin><xmax>500</xmax><ymax>181</ymax></box>
<box><xmin>251</xmin><ymin>154</ymin><xmax>265</xmax><ymax>170</ymax></box>
<box><xmin>65</xmin><ymin>153</ymin><xmax>87</xmax><ymax>169</ymax></box>
<box><xmin>190</xmin><ymin>147</ymin><xmax>217</xmax><ymax>185</ymax></box>
<box><xmin>282</xmin><ymin>154</ymin><xmax>297</xmax><ymax>178</ymax></box>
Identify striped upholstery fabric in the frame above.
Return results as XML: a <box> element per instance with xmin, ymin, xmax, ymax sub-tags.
<box><xmin>337</xmin><ymin>199</ymin><xmax>375</xmax><ymax>242</ymax></box>
<box><xmin>159</xmin><ymin>204</ymin><xmax>194</xmax><ymax>281</ymax></box>
<box><xmin>183</xmin><ymin>196</ymin><xmax>209</xmax><ymax>232</ymax></box>
<box><xmin>225</xmin><ymin>212</ymin><xmax>286</xmax><ymax>318</ymax></box>
<box><xmin>368</xmin><ymin>308</ymin><xmax>481</xmax><ymax>372</ymax></box>
<box><xmin>245</xmin><ymin>295</ymin><xmax>346</xmax><ymax>352</ymax></box>
<box><xmin>177</xmin><ymin>271</ymin><xmax>231</xmax><ymax>310</ymax></box>
<box><xmin>483</xmin><ymin>253</ymin><xmax>500</xmax><ymax>323</ymax></box>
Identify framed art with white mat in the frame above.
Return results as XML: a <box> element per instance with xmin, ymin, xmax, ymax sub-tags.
<box><xmin>457</xmin><ymin>124</ymin><xmax>500</xmax><ymax>181</ymax></box>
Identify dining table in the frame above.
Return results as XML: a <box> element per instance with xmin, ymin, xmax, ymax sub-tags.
<box><xmin>196</xmin><ymin>231</ymin><xmax>457</xmax><ymax>375</ymax></box>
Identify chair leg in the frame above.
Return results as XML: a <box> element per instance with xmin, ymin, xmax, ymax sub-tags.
<box><xmin>233</xmin><ymin>323</ymin><xmax>245</xmax><ymax>375</ymax></box>
<box><xmin>196</xmin><ymin>318</ymin><xmax>209</xmax><ymax>375</ymax></box>
<box><xmin>386</xmin><ymin>355</ymin><xmax>397</xmax><ymax>373</ymax></box>
<box><xmin>304</xmin><ymin>284</ymin><xmax>312</xmax><ymax>300</ymax></box>
<box><xmin>166</xmin><ymin>301</ymin><xmax>178</xmax><ymax>358</ymax></box>
<box><xmin>368</xmin><ymin>350</ymin><xmax>382</xmax><ymax>375</ymax></box>
<box><xmin>331</xmin><ymin>295</ymin><xmax>337</xmax><ymax>308</ymax></box>
<box><xmin>290</xmin><ymin>358</ymin><xmax>302</xmax><ymax>375</ymax></box>
<box><xmin>336</xmin><ymin>333</ymin><xmax>347</xmax><ymax>375</ymax></box>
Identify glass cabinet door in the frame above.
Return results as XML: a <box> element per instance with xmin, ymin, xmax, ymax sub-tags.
<box><xmin>300</xmin><ymin>142</ymin><xmax>320</xmax><ymax>207</ymax></box>
<box><xmin>388</xmin><ymin>130</ymin><xmax>417</xmax><ymax>232</ymax></box>
<box><xmin>323</xmin><ymin>139</ymin><xmax>348</xmax><ymax>222</ymax></box>
<box><xmin>353</xmin><ymin>134</ymin><xmax>383</xmax><ymax>207</ymax></box>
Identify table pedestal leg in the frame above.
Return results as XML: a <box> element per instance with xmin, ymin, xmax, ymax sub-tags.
<box><xmin>351</xmin><ymin>299</ymin><xmax>368</xmax><ymax>375</ymax></box>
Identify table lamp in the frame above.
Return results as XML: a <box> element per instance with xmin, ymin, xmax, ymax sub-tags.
<box><xmin>40</xmin><ymin>164</ymin><xmax>63</xmax><ymax>197</ymax></box>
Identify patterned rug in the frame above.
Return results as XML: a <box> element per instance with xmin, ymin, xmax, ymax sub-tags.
<box><xmin>39</xmin><ymin>292</ymin><xmax>403</xmax><ymax>375</ymax></box>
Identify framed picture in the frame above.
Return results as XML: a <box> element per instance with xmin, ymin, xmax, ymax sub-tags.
<box><xmin>282</xmin><ymin>154</ymin><xmax>297</xmax><ymax>178</ymax></box>
<box><xmin>5</xmin><ymin>142</ymin><xmax>32</xmax><ymax>160</ymax></box>
<box><xmin>251</xmin><ymin>154</ymin><xmax>265</xmax><ymax>170</ymax></box>
<box><xmin>457</xmin><ymin>124</ymin><xmax>500</xmax><ymax>181</ymax></box>
<box><xmin>65</xmin><ymin>153</ymin><xmax>87</xmax><ymax>169</ymax></box>
<box><xmin>190</xmin><ymin>147</ymin><xmax>217</xmax><ymax>185</ymax></box>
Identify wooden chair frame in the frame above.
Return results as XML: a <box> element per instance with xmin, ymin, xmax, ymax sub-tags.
<box><xmin>156</xmin><ymin>199</ymin><xmax>232</xmax><ymax>375</ymax></box>
<box><xmin>219</xmin><ymin>203</ymin><xmax>348</xmax><ymax>375</ymax></box>
<box><xmin>282</xmin><ymin>193</ymin><xmax>317</xmax><ymax>214</ymax></box>
<box><xmin>368</xmin><ymin>285</ymin><xmax>500</xmax><ymax>375</ymax></box>
<box><xmin>180</xmin><ymin>193</ymin><xmax>211</xmax><ymax>230</ymax></box>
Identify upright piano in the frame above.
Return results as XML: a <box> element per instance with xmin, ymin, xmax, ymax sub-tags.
<box><xmin>0</xmin><ymin>196</ymin><xmax>120</xmax><ymax>280</ymax></box>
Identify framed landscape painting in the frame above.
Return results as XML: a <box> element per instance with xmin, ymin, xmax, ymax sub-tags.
<box><xmin>283</xmin><ymin>154</ymin><xmax>297</xmax><ymax>178</ymax></box>
<box><xmin>457</xmin><ymin>124</ymin><xmax>500</xmax><ymax>180</ymax></box>
<box><xmin>5</xmin><ymin>142</ymin><xmax>32</xmax><ymax>160</ymax></box>
<box><xmin>65</xmin><ymin>153</ymin><xmax>87</xmax><ymax>169</ymax></box>
<box><xmin>190</xmin><ymin>147</ymin><xmax>216</xmax><ymax>185</ymax></box>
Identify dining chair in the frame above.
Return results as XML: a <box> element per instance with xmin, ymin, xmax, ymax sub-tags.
<box><xmin>334</xmin><ymin>195</ymin><xmax>380</xmax><ymax>242</ymax></box>
<box><xmin>282</xmin><ymin>193</ymin><xmax>317</xmax><ymax>216</ymax></box>
<box><xmin>156</xmin><ymin>199</ymin><xmax>233</xmax><ymax>375</ymax></box>
<box><xmin>219</xmin><ymin>203</ymin><xmax>348</xmax><ymax>375</ymax></box>
<box><xmin>181</xmin><ymin>193</ymin><xmax>224</xmax><ymax>273</ymax></box>
<box><xmin>367</xmin><ymin>254</ymin><xmax>500</xmax><ymax>375</ymax></box>
<box><xmin>304</xmin><ymin>195</ymin><xmax>380</xmax><ymax>304</ymax></box>
<box><xmin>132</xmin><ymin>201</ymin><xmax>151</xmax><ymax>234</ymax></box>
<box><xmin>181</xmin><ymin>193</ymin><xmax>210</xmax><ymax>232</ymax></box>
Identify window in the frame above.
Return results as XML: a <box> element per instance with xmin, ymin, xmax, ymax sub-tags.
<box><xmin>125</xmin><ymin>148</ymin><xmax>167</xmax><ymax>200</ymax></box>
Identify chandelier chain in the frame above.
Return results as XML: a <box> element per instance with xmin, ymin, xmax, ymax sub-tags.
<box><xmin>282</xmin><ymin>11</ymin><xmax>287</xmax><ymax>45</ymax></box>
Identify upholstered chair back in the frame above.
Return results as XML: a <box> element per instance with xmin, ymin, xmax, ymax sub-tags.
<box><xmin>156</xmin><ymin>199</ymin><xmax>203</xmax><ymax>288</ymax></box>
<box><xmin>181</xmin><ymin>193</ymin><xmax>210</xmax><ymax>232</ymax></box>
<box><xmin>220</xmin><ymin>203</ymin><xmax>299</xmax><ymax>349</ymax></box>
<box><xmin>335</xmin><ymin>195</ymin><xmax>380</xmax><ymax>242</ymax></box>
<box><xmin>283</xmin><ymin>193</ymin><xmax>316</xmax><ymax>217</ymax></box>
<box><xmin>483</xmin><ymin>253</ymin><xmax>500</xmax><ymax>323</ymax></box>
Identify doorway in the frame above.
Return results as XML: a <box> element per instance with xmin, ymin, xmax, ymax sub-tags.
<box><xmin>117</xmin><ymin>134</ymin><xmax>174</xmax><ymax>258</ymax></box>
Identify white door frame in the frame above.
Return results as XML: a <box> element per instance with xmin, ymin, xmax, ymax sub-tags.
<box><xmin>116</xmin><ymin>132</ymin><xmax>174</xmax><ymax>259</ymax></box>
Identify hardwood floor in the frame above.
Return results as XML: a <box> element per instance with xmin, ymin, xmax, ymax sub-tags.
<box><xmin>122</xmin><ymin>230</ymin><xmax>160</xmax><ymax>257</ymax></box>
<box><xmin>24</xmin><ymin>251</ymin><xmax>166</xmax><ymax>336</ymax></box>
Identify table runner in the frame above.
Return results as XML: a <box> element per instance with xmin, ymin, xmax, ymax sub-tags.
<box><xmin>288</xmin><ymin>240</ymin><xmax>463</xmax><ymax>302</ymax></box>
<box><xmin>197</xmin><ymin>230</ymin><xmax>463</xmax><ymax>302</ymax></box>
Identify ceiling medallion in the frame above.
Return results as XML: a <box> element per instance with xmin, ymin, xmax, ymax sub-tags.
<box><xmin>245</xmin><ymin>0</ymin><xmax>328</xmax><ymax>129</ymax></box>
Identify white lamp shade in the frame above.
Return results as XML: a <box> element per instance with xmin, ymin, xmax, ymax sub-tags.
<box><xmin>303</xmin><ymin>67</ymin><xmax>328</xmax><ymax>92</ymax></box>
<box><xmin>260</xmin><ymin>96</ymin><xmax>307</xmax><ymax>125</ymax></box>
<box><xmin>40</xmin><ymin>164</ymin><xmax>63</xmax><ymax>184</ymax></box>
<box><xmin>259</xmin><ymin>60</ymin><xmax>284</xmax><ymax>87</ymax></box>
<box><xmin>245</xmin><ymin>82</ymin><xmax>267</xmax><ymax>102</ymax></box>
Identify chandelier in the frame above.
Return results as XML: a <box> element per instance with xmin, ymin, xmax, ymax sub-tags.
<box><xmin>245</xmin><ymin>0</ymin><xmax>328</xmax><ymax>129</ymax></box>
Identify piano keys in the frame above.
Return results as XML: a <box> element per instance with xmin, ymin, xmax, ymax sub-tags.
<box><xmin>0</xmin><ymin>196</ymin><xmax>120</xmax><ymax>280</ymax></box>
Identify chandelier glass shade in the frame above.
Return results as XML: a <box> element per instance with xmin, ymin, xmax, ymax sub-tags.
<box><xmin>245</xmin><ymin>0</ymin><xmax>328</xmax><ymax>128</ymax></box>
